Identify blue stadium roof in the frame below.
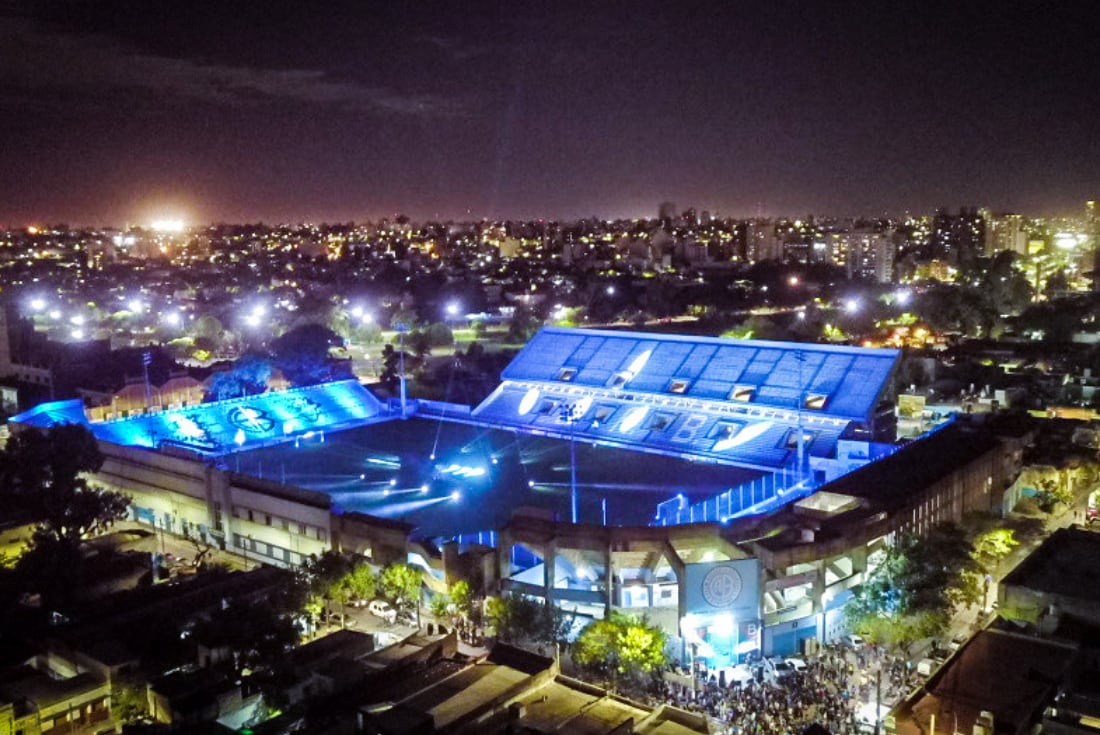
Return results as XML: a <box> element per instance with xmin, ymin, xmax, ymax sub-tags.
<box><xmin>472</xmin><ymin>328</ymin><xmax>899</xmax><ymax>472</ymax></box>
<box><xmin>501</xmin><ymin>328</ymin><xmax>898</xmax><ymax>421</ymax></box>
<box><xmin>12</xmin><ymin>380</ymin><xmax>388</xmax><ymax>457</ymax></box>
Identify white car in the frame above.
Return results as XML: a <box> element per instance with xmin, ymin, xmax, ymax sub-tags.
<box><xmin>763</xmin><ymin>658</ymin><xmax>796</xmax><ymax>683</ymax></box>
<box><xmin>785</xmin><ymin>657</ymin><xmax>808</xmax><ymax>672</ymax></box>
<box><xmin>367</xmin><ymin>599</ymin><xmax>397</xmax><ymax>624</ymax></box>
<box><xmin>844</xmin><ymin>633</ymin><xmax>864</xmax><ymax>648</ymax></box>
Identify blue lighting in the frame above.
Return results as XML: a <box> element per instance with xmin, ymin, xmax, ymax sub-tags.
<box><xmin>70</xmin><ymin>381</ymin><xmax>387</xmax><ymax>456</ymax></box>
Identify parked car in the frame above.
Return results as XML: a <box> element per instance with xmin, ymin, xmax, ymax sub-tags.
<box><xmin>327</xmin><ymin>612</ymin><xmax>356</xmax><ymax>628</ymax></box>
<box><xmin>763</xmin><ymin>657</ymin><xmax>796</xmax><ymax>683</ymax></box>
<box><xmin>946</xmin><ymin>633</ymin><xmax>967</xmax><ymax>652</ymax></box>
<box><xmin>785</xmin><ymin>657</ymin><xmax>808</xmax><ymax>672</ymax></box>
<box><xmin>844</xmin><ymin>633</ymin><xmax>864</xmax><ymax>648</ymax></box>
<box><xmin>368</xmin><ymin>599</ymin><xmax>397</xmax><ymax>624</ymax></box>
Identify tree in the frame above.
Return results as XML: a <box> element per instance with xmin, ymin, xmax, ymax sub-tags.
<box><xmin>846</xmin><ymin>523</ymin><xmax>980</xmax><ymax>652</ymax></box>
<box><xmin>38</xmin><ymin>482</ymin><xmax>130</xmax><ymax>545</ymax></box>
<box><xmin>1035</xmin><ymin>477</ymin><xmax>1072</xmax><ymax>513</ymax></box>
<box><xmin>423</xmin><ymin>322</ymin><xmax>455</xmax><ymax>349</ymax></box>
<box><xmin>448</xmin><ymin>580</ymin><xmax>473</xmax><ymax>620</ymax></box>
<box><xmin>111</xmin><ymin>680</ymin><xmax>149</xmax><ymax>725</ymax></box>
<box><xmin>483</xmin><ymin>594</ymin><xmax>572</xmax><ymax>644</ymax></box>
<box><xmin>506</xmin><ymin>304</ymin><xmax>541</xmax><ymax>343</ymax></box>
<box><xmin>573</xmin><ymin>611</ymin><xmax>668</xmax><ymax>683</ymax></box>
<box><xmin>271</xmin><ymin>323</ymin><xmax>351</xmax><ymax>387</ymax></box>
<box><xmin>192</xmin><ymin>598</ymin><xmax>299</xmax><ymax>671</ymax></box>
<box><xmin>1</xmin><ymin>422</ymin><xmax>102</xmax><ymax>499</ymax></box>
<box><xmin>379</xmin><ymin>563</ymin><xmax>423</xmax><ymax>620</ymax></box>
<box><xmin>205</xmin><ymin>353</ymin><xmax>272</xmax><ymax>401</ymax></box>
<box><xmin>344</xmin><ymin>562</ymin><xmax>377</xmax><ymax>602</ymax></box>
<box><xmin>430</xmin><ymin>580</ymin><xmax>474</xmax><ymax>625</ymax></box>
<box><xmin>971</xmin><ymin>527</ymin><xmax>1018</xmax><ymax>572</ymax></box>
<box><xmin>0</xmin><ymin>424</ymin><xmax>129</xmax><ymax>546</ymax></box>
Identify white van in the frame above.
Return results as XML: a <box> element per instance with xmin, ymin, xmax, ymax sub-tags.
<box><xmin>368</xmin><ymin>599</ymin><xmax>397</xmax><ymax>624</ymax></box>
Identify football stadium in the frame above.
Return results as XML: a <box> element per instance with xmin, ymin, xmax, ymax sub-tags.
<box><xmin>13</xmin><ymin>327</ymin><xmax>908</xmax><ymax>660</ymax></box>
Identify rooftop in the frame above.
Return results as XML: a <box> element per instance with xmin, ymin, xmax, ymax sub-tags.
<box><xmin>812</xmin><ymin>419</ymin><xmax>1001</xmax><ymax>509</ymax></box>
<box><xmin>901</xmin><ymin>629</ymin><xmax>1076</xmax><ymax>735</ymax></box>
<box><xmin>1002</xmin><ymin>526</ymin><xmax>1100</xmax><ymax>604</ymax></box>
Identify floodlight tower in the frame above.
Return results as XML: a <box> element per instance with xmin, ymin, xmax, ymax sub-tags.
<box><xmin>560</xmin><ymin>402</ymin><xmax>579</xmax><ymax>523</ymax></box>
<box><xmin>795</xmin><ymin>350</ymin><xmax>806</xmax><ymax>483</ymax></box>
<box><xmin>142</xmin><ymin>350</ymin><xmax>153</xmax><ymax>410</ymax></box>
<box><xmin>394</xmin><ymin>322</ymin><xmax>410</xmax><ymax>418</ymax></box>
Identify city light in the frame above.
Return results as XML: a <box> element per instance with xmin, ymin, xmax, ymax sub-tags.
<box><xmin>844</xmin><ymin>298</ymin><xmax>861</xmax><ymax>314</ymax></box>
<box><xmin>151</xmin><ymin>218</ymin><xmax>186</xmax><ymax>233</ymax></box>
<box><xmin>29</xmin><ymin>297</ymin><xmax>46</xmax><ymax>312</ymax></box>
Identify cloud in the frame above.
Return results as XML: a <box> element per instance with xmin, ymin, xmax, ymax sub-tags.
<box><xmin>0</xmin><ymin>18</ymin><xmax>467</xmax><ymax>116</ymax></box>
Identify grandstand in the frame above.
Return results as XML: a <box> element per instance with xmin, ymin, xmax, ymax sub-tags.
<box><xmin>12</xmin><ymin>380</ymin><xmax>387</xmax><ymax>455</ymax></box>
<box><xmin>472</xmin><ymin>328</ymin><xmax>899</xmax><ymax>473</ymax></box>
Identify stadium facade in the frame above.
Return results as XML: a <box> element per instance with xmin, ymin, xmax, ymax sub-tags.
<box><xmin>13</xmin><ymin>328</ymin><xmax>1021</xmax><ymax>659</ymax></box>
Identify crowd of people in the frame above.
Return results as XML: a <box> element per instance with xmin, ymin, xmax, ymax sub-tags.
<box><xmin>656</xmin><ymin>643</ymin><xmax>917</xmax><ymax>735</ymax></box>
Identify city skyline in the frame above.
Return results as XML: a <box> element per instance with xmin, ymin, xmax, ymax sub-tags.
<box><xmin>1</xmin><ymin>1</ymin><xmax>1098</xmax><ymax>225</ymax></box>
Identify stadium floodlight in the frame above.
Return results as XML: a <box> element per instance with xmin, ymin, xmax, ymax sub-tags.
<box><xmin>518</xmin><ymin>388</ymin><xmax>540</xmax><ymax>416</ymax></box>
<box><xmin>620</xmin><ymin>406</ymin><xmax>648</xmax><ymax>433</ymax></box>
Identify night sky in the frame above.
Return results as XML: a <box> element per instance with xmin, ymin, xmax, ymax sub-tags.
<box><xmin>1</xmin><ymin>0</ymin><xmax>1097</xmax><ymax>225</ymax></box>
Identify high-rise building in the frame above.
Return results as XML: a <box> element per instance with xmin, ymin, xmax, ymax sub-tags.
<box><xmin>746</xmin><ymin>220</ymin><xmax>781</xmax><ymax>262</ymax></box>
<box><xmin>931</xmin><ymin>207</ymin><xmax>986</xmax><ymax>264</ymax></box>
<box><xmin>841</xmin><ymin>229</ymin><xmax>896</xmax><ymax>283</ymax></box>
<box><xmin>986</xmin><ymin>213</ymin><xmax>1027</xmax><ymax>256</ymax></box>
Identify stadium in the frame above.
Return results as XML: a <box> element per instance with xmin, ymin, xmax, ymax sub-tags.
<box><xmin>13</xmin><ymin>327</ymin><xmax>906</xmax><ymax>660</ymax></box>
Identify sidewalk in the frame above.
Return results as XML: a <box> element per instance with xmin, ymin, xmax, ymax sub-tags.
<box><xmin>107</xmin><ymin>520</ymin><xmax>255</xmax><ymax>572</ymax></box>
